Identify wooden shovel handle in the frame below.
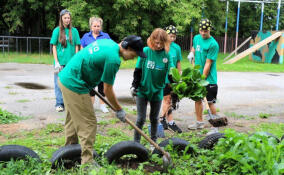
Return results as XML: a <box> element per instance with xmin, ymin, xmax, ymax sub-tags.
<box><xmin>93</xmin><ymin>89</ymin><xmax>168</xmax><ymax>156</ymax></box>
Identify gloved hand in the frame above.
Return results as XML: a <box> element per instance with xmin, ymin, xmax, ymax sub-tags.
<box><xmin>54</xmin><ymin>61</ymin><xmax>61</xmax><ymax>73</ymax></box>
<box><xmin>130</xmin><ymin>87</ymin><xmax>138</xmax><ymax>97</ymax></box>
<box><xmin>187</xmin><ymin>52</ymin><xmax>194</xmax><ymax>63</ymax></box>
<box><xmin>116</xmin><ymin>109</ymin><xmax>126</xmax><ymax>122</ymax></box>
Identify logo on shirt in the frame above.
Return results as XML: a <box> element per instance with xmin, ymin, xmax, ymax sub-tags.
<box><xmin>196</xmin><ymin>45</ymin><xmax>200</xmax><ymax>52</ymax></box>
<box><xmin>163</xmin><ymin>58</ymin><xmax>168</xmax><ymax>63</ymax></box>
<box><xmin>89</xmin><ymin>41</ymin><xmax>99</xmax><ymax>54</ymax></box>
<box><xmin>147</xmin><ymin>61</ymin><xmax>155</xmax><ymax>69</ymax></box>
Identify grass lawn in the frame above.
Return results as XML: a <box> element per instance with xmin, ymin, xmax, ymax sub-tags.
<box><xmin>1</xmin><ymin>51</ymin><xmax>284</xmax><ymax>72</ymax></box>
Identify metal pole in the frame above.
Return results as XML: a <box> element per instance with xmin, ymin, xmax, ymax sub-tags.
<box><xmin>276</xmin><ymin>0</ymin><xmax>281</xmax><ymax>31</ymax></box>
<box><xmin>2</xmin><ymin>37</ymin><xmax>4</xmax><ymax>54</ymax></box>
<box><xmin>8</xmin><ymin>38</ymin><xmax>9</xmax><ymax>54</ymax></box>
<box><xmin>224</xmin><ymin>0</ymin><xmax>229</xmax><ymax>53</ymax></box>
<box><xmin>26</xmin><ymin>38</ymin><xmax>28</xmax><ymax>54</ymax></box>
<box><xmin>39</xmin><ymin>38</ymin><xmax>40</xmax><ymax>55</ymax></box>
<box><xmin>260</xmin><ymin>2</ymin><xmax>264</xmax><ymax>31</ymax></box>
<box><xmin>190</xmin><ymin>26</ymin><xmax>193</xmax><ymax>51</ymax></box>
<box><xmin>235</xmin><ymin>0</ymin><xmax>241</xmax><ymax>55</ymax></box>
<box><xmin>16</xmin><ymin>38</ymin><xmax>18</xmax><ymax>53</ymax></box>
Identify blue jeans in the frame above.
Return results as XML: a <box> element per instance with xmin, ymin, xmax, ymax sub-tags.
<box><xmin>54</xmin><ymin>73</ymin><xmax>64</xmax><ymax>107</ymax></box>
<box><xmin>134</xmin><ymin>97</ymin><xmax>162</xmax><ymax>143</ymax></box>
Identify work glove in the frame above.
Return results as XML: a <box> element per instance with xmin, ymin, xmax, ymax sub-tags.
<box><xmin>130</xmin><ymin>87</ymin><xmax>138</xmax><ymax>97</ymax></box>
<box><xmin>116</xmin><ymin>109</ymin><xmax>126</xmax><ymax>122</ymax></box>
<box><xmin>187</xmin><ymin>52</ymin><xmax>194</xmax><ymax>63</ymax></box>
<box><xmin>54</xmin><ymin>61</ymin><xmax>61</xmax><ymax>73</ymax></box>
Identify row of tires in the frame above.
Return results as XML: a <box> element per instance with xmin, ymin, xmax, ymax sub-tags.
<box><xmin>1</xmin><ymin>132</ymin><xmax>281</xmax><ymax>169</ymax></box>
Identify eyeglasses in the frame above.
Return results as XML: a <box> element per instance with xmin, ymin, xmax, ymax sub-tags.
<box><xmin>60</xmin><ymin>9</ymin><xmax>71</xmax><ymax>16</ymax></box>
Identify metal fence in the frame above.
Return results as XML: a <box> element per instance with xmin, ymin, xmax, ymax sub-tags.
<box><xmin>0</xmin><ymin>35</ymin><xmax>250</xmax><ymax>55</ymax></box>
<box><xmin>0</xmin><ymin>36</ymin><xmax>52</xmax><ymax>55</ymax></box>
<box><xmin>176</xmin><ymin>35</ymin><xmax>250</xmax><ymax>53</ymax></box>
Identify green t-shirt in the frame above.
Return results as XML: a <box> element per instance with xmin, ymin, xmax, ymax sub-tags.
<box><xmin>59</xmin><ymin>39</ymin><xmax>121</xmax><ymax>94</ymax></box>
<box><xmin>166</xmin><ymin>42</ymin><xmax>183</xmax><ymax>83</ymax></box>
<box><xmin>50</xmin><ymin>27</ymin><xmax>81</xmax><ymax>65</ymax></box>
<box><xmin>136</xmin><ymin>47</ymin><xmax>174</xmax><ymax>101</ymax></box>
<box><xmin>193</xmin><ymin>34</ymin><xmax>219</xmax><ymax>84</ymax></box>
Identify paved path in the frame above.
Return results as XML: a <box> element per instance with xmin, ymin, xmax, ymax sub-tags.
<box><xmin>0</xmin><ymin>63</ymin><xmax>284</xmax><ymax>130</ymax></box>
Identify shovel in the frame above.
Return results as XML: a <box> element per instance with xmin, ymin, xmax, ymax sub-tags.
<box><xmin>93</xmin><ymin>89</ymin><xmax>172</xmax><ymax>171</ymax></box>
<box><xmin>203</xmin><ymin>97</ymin><xmax>228</xmax><ymax>127</ymax></box>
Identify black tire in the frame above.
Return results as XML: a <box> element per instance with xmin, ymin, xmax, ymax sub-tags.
<box><xmin>152</xmin><ymin>137</ymin><xmax>194</xmax><ymax>156</ymax></box>
<box><xmin>0</xmin><ymin>145</ymin><xmax>41</xmax><ymax>162</ymax></box>
<box><xmin>198</xmin><ymin>133</ymin><xmax>225</xmax><ymax>149</ymax></box>
<box><xmin>50</xmin><ymin>144</ymin><xmax>99</xmax><ymax>169</ymax></box>
<box><xmin>251</xmin><ymin>132</ymin><xmax>280</xmax><ymax>143</ymax></box>
<box><xmin>105</xmin><ymin>141</ymin><xmax>149</xmax><ymax>163</ymax></box>
<box><xmin>281</xmin><ymin>134</ymin><xmax>284</xmax><ymax>141</ymax></box>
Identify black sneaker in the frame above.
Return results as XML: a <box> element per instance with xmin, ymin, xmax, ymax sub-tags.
<box><xmin>160</xmin><ymin>117</ymin><xmax>168</xmax><ymax>130</ymax></box>
<box><xmin>168</xmin><ymin>122</ymin><xmax>182</xmax><ymax>133</ymax></box>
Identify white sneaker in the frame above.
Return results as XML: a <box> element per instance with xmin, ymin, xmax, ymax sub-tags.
<box><xmin>100</xmin><ymin>104</ymin><xmax>109</xmax><ymax>113</ymax></box>
<box><xmin>55</xmin><ymin>106</ymin><xmax>64</xmax><ymax>112</ymax></box>
<box><xmin>188</xmin><ymin>121</ymin><xmax>205</xmax><ymax>130</ymax></box>
<box><xmin>206</xmin><ymin>127</ymin><xmax>219</xmax><ymax>136</ymax></box>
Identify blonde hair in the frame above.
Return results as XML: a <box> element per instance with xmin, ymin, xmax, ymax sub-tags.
<box><xmin>89</xmin><ymin>17</ymin><xmax>103</xmax><ymax>30</ymax></box>
<box><xmin>147</xmin><ymin>28</ymin><xmax>170</xmax><ymax>52</ymax></box>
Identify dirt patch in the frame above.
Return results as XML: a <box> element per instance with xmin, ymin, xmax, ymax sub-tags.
<box><xmin>117</xmin><ymin>159</ymin><xmax>163</xmax><ymax>173</ymax></box>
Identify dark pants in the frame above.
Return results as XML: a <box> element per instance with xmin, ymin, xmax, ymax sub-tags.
<box><xmin>134</xmin><ymin>97</ymin><xmax>162</xmax><ymax>143</ymax></box>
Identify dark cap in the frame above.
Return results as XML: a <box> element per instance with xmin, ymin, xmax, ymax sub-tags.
<box><xmin>199</xmin><ymin>19</ymin><xmax>212</xmax><ymax>31</ymax></box>
<box><xmin>165</xmin><ymin>25</ymin><xmax>177</xmax><ymax>34</ymax></box>
<box><xmin>122</xmin><ymin>35</ymin><xmax>146</xmax><ymax>58</ymax></box>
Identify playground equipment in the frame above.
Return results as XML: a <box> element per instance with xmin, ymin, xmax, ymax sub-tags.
<box><xmin>224</xmin><ymin>31</ymin><xmax>284</xmax><ymax>64</ymax></box>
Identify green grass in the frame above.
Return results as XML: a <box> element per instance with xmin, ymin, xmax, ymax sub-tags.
<box><xmin>0</xmin><ymin>107</ymin><xmax>28</xmax><ymax>124</ymax></box>
<box><xmin>1</xmin><ymin>51</ymin><xmax>284</xmax><ymax>72</ymax></box>
<box><xmin>16</xmin><ymin>99</ymin><xmax>30</xmax><ymax>103</ymax></box>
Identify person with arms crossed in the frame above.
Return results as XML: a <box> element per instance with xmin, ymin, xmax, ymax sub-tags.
<box><xmin>81</xmin><ymin>16</ymin><xmax>111</xmax><ymax>113</ymax></box>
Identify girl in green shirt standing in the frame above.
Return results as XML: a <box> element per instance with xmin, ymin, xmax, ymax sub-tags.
<box><xmin>50</xmin><ymin>9</ymin><xmax>81</xmax><ymax>112</ymax></box>
<box><xmin>131</xmin><ymin>28</ymin><xmax>174</xmax><ymax>146</ymax></box>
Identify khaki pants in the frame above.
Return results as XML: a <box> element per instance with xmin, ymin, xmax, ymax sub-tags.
<box><xmin>58</xmin><ymin>80</ymin><xmax>97</xmax><ymax>164</ymax></box>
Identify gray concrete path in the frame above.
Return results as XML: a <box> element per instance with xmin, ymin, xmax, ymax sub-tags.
<box><xmin>0</xmin><ymin>63</ymin><xmax>284</xmax><ymax>130</ymax></box>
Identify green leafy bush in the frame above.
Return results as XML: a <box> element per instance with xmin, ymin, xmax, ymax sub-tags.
<box><xmin>170</xmin><ymin>65</ymin><xmax>208</xmax><ymax>101</ymax></box>
<box><xmin>214</xmin><ymin>129</ymin><xmax>284</xmax><ymax>175</ymax></box>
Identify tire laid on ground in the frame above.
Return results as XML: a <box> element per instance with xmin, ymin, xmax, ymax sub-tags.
<box><xmin>251</xmin><ymin>132</ymin><xmax>280</xmax><ymax>143</ymax></box>
<box><xmin>0</xmin><ymin>145</ymin><xmax>41</xmax><ymax>162</ymax></box>
<box><xmin>281</xmin><ymin>134</ymin><xmax>284</xmax><ymax>141</ymax></box>
<box><xmin>152</xmin><ymin>137</ymin><xmax>194</xmax><ymax>156</ymax></box>
<box><xmin>50</xmin><ymin>144</ymin><xmax>99</xmax><ymax>169</ymax></box>
<box><xmin>105</xmin><ymin>141</ymin><xmax>149</xmax><ymax>163</ymax></box>
<box><xmin>198</xmin><ymin>133</ymin><xmax>225</xmax><ymax>149</ymax></box>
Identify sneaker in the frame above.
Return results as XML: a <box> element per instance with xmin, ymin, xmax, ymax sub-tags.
<box><xmin>55</xmin><ymin>106</ymin><xmax>64</xmax><ymax>112</ymax></box>
<box><xmin>188</xmin><ymin>121</ymin><xmax>205</xmax><ymax>130</ymax></box>
<box><xmin>168</xmin><ymin>122</ymin><xmax>182</xmax><ymax>133</ymax></box>
<box><xmin>206</xmin><ymin>127</ymin><xmax>219</xmax><ymax>136</ymax></box>
<box><xmin>100</xmin><ymin>104</ymin><xmax>109</xmax><ymax>113</ymax></box>
<box><xmin>160</xmin><ymin>117</ymin><xmax>168</xmax><ymax>130</ymax></box>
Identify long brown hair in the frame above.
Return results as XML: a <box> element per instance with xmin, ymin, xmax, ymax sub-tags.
<box><xmin>58</xmin><ymin>11</ymin><xmax>73</xmax><ymax>47</ymax></box>
<box><xmin>147</xmin><ymin>28</ymin><xmax>170</xmax><ymax>52</ymax></box>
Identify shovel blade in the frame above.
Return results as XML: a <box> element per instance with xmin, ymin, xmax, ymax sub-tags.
<box><xmin>209</xmin><ymin>117</ymin><xmax>228</xmax><ymax>127</ymax></box>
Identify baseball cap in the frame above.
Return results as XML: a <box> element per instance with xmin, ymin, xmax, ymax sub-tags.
<box><xmin>122</xmin><ymin>35</ymin><xmax>147</xmax><ymax>58</ymax></box>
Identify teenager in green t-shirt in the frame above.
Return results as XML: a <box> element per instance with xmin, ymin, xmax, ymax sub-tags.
<box><xmin>160</xmin><ymin>25</ymin><xmax>183</xmax><ymax>133</ymax></box>
<box><xmin>130</xmin><ymin>28</ymin><xmax>174</xmax><ymax>146</ymax></box>
<box><xmin>50</xmin><ymin>9</ymin><xmax>81</xmax><ymax>112</ymax></box>
<box><xmin>58</xmin><ymin>35</ymin><xmax>146</xmax><ymax>165</ymax></box>
<box><xmin>187</xmin><ymin>19</ymin><xmax>220</xmax><ymax>135</ymax></box>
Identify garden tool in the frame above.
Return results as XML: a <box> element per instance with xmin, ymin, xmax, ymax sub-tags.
<box><xmin>93</xmin><ymin>89</ymin><xmax>172</xmax><ymax>171</ymax></box>
<box><xmin>203</xmin><ymin>97</ymin><xmax>228</xmax><ymax>127</ymax></box>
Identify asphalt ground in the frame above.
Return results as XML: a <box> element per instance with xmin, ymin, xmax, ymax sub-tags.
<box><xmin>0</xmin><ymin>63</ymin><xmax>284</xmax><ymax>131</ymax></box>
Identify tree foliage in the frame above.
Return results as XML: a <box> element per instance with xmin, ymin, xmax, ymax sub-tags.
<box><xmin>0</xmin><ymin>0</ymin><xmax>283</xmax><ymax>39</ymax></box>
